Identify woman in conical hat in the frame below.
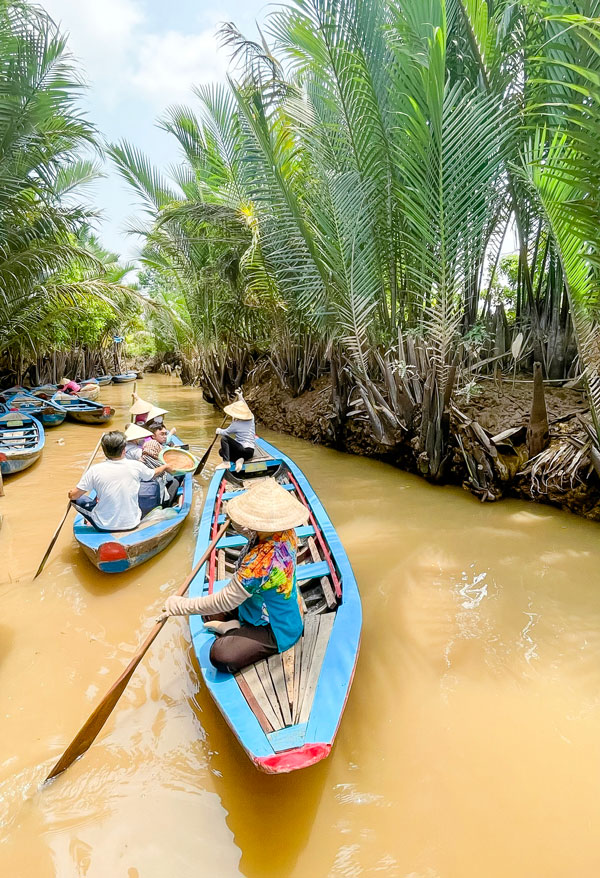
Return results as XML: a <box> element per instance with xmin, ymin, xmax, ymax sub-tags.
<box><xmin>215</xmin><ymin>389</ymin><xmax>256</xmax><ymax>473</ymax></box>
<box><xmin>124</xmin><ymin>422</ymin><xmax>152</xmax><ymax>460</ymax></box>
<box><xmin>130</xmin><ymin>395</ymin><xmax>156</xmax><ymax>426</ymax></box>
<box><xmin>160</xmin><ymin>478</ymin><xmax>309</xmax><ymax>673</ymax></box>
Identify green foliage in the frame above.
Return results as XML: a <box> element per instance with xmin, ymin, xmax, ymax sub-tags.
<box><xmin>0</xmin><ymin>0</ymin><xmax>137</xmax><ymax>374</ymax></box>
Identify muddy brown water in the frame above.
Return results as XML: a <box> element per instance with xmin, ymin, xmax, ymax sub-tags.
<box><xmin>1</xmin><ymin>374</ymin><xmax>599</xmax><ymax>877</ymax></box>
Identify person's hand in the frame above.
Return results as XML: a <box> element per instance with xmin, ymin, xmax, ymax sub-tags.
<box><xmin>156</xmin><ymin>594</ymin><xmax>190</xmax><ymax>622</ymax></box>
<box><xmin>170</xmin><ymin>427</ymin><xmax>177</xmax><ymax>435</ymax></box>
<box><xmin>215</xmin><ymin>427</ymin><xmax>224</xmax><ymax>435</ymax></box>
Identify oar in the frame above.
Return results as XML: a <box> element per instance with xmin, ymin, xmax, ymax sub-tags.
<box><xmin>130</xmin><ymin>381</ymin><xmax>137</xmax><ymax>422</ymax></box>
<box><xmin>45</xmin><ymin>518</ymin><xmax>230</xmax><ymax>783</ymax></box>
<box><xmin>33</xmin><ymin>435</ymin><xmax>104</xmax><ymax>579</ymax></box>
<box><xmin>195</xmin><ymin>416</ymin><xmax>227</xmax><ymax>475</ymax></box>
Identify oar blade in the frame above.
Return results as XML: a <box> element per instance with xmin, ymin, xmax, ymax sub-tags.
<box><xmin>45</xmin><ymin>660</ymin><xmax>140</xmax><ymax>781</ymax></box>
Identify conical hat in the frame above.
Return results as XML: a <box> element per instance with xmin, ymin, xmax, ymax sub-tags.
<box><xmin>143</xmin><ymin>404</ymin><xmax>168</xmax><ymax>422</ymax></box>
<box><xmin>59</xmin><ymin>377</ymin><xmax>69</xmax><ymax>385</ymax></box>
<box><xmin>125</xmin><ymin>422</ymin><xmax>152</xmax><ymax>440</ymax></box>
<box><xmin>129</xmin><ymin>396</ymin><xmax>152</xmax><ymax>415</ymax></box>
<box><xmin>225</xmin><ymin>478</ymin><xmax>309</xmax><ymax>532</ymax></box>
<box><xmin>223</xmin><ymin>399</ymin><xmax>253</xmax><ymax>420</ymax></box>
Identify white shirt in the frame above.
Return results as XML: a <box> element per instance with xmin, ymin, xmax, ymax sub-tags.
<box><xmin>77</xmin><ymin>458</ymin><xmax>154</xmax><ymax>530</ymax></box>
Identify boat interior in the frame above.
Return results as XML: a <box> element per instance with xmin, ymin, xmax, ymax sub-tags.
<box><xmin>208</xmin><ymin>445</ymin><xmax>342</xmax><ymax>737</ymax></box>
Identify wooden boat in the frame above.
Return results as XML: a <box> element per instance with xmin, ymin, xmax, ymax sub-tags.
<box><xmin>188</xmin><ymin>437</ymin><xmax>361</xmax><ymax>774</ymax></box>
<box><xmin>77</xmin><ymin>383</ymin><xmax>100</xmax><ymax>401</ymax></box>
<box><xmin>80</xmin><ymin>375</ymin><xmax>112</xmax><ymax>386</ymax></box>
<box><xmin>1</xmin><ymin>389</ymin><xmax>67</xmax><ymax>427</ymax></box>
<box><xmin>112</xmin><ymin>371</ymin><xmax>137</xmax><ymax>384</ymax></box>
<box><xmin>52</xmin><ymin>392</ymin><xmax>114</xmax><ymax>425</ymax></box>
<box><xmin>0</xmin><ymin>411</ymin><xmax>45</xmax><ymax>475</ymax></box>
<box><xmin>73</xmin><ymin>441</ymin><xmax>193</xmax><ymax>572</ymax></box>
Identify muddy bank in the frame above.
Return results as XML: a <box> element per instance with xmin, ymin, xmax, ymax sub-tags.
<box><xmin>243</xmin><ymin>371</ymin><xmax>600</xmax><ymax>522</ymax></box>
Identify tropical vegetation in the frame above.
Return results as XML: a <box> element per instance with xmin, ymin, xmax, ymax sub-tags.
<box><xmin>109</xmin><ymin>0</ymin><xmax>600</xmax><ymax>485</ymax></box>
<box><xmin>0</xmin><ymin>0</ymin><xmax>137</xmax><ymax>385</ymax></box>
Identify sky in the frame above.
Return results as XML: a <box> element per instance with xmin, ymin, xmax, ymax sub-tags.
<box><xmin>42</xmin><ymin>0</ymin><xmax>271</xmax><ymax>262</ymax></box>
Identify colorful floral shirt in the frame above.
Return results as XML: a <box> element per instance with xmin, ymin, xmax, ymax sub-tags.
<box><xmin>237</xmin><ymin>529</ymin><xmax>302</xmax><ymax>652</ymax></box>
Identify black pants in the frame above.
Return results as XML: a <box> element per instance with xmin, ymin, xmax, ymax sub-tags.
<box><xmin>219</xmin><ymin>435</ymin><xmax>254</xmax><ymax>463</ymax></box>
<box><xmin>207</xmin><ymin>612</ymin><xmax>278</xmax><ymax>673</ymax></box>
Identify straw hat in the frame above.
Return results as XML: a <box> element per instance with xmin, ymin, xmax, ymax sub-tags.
<box><xmin>226</xmin><ymin>478</ymin><xmax>309</xmax><ymax>532</ymax></box>
<box><xmin>59</xmin><ymin>377</ymin><xmax>70</xmax><ymax>385</ymax></box>
<box><xmin>223</xmin><ymin>399</ymin><xmax>253</xmax><ymax>420</ymax></box>
<box><xmin>130</xmin><ymin>396</ymin><xmax>152</xmax><ymax>415</ymax></box>
<box><xmin>143</xmin><ymin>404</ymin><xmax>168</xmax><ymax>423</ymax></box>
<box><xmin>124</xmin><ymin>422</ymin><xmax>152</xmax><ymax>441</ymax></box>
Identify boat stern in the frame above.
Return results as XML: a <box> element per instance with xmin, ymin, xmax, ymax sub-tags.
<box><xmin>254</xmin><ymin>742</ymin><xmax>331</xmax><ymax>774</ymax></box>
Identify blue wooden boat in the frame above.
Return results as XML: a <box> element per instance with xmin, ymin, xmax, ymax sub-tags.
<box><xmin>51</xmin><ymin>392</ymin><xmax>114</xmax><ymax>425</ymax></box>
<box><xmin>73</xmin><ymin>443</ymin><xmax>193</xmax><ymax>572</ymax></box>
<box><xmin>0</xmin><ymin>411</ymin><xmax>45</xmax><ymax>475</ymax></box>
<box><xmin>79</xmin><ymin>374</ymin><xmax>112</xmax><ymax>386</ymax></box>
<box><xmin>112</xmin><ymin>371</ymin><xmax>137</xmax><ymax>384</ymax></box>
<box><xmin>188</xmin><ymin>437</ymin><xmax>361</xmax><ymax>774</ymax></box>
<box><xmin>2</xmin><ymin>389</ymin><xmax>67</xmax><ymax>427</ymax></box>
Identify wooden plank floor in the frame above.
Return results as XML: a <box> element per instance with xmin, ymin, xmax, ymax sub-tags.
<box><xmin>235</xmin><ymin>606</ymin><xmax>335</xmax><ymax>735</ymax></box>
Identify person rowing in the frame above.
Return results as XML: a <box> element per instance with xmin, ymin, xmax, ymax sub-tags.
<box><xmin>159</xmin><ymin>478</ymin><xmax>308</xmax><ymax>673</ymax></box>
<box><xmin>215</xmin><ymin>391</ymin><xmax>256</xmax><ymax>473</ymax></box>
<box><xmin>68</xmin><ymin>431</ymin><xmax>173</xmax><ymax>531</ymax></box>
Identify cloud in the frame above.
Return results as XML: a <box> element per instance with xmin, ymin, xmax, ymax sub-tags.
<box><xmin>130</xmin><ymin>28</ymin><xmax>229</xmax><ymax>110</ymax></box>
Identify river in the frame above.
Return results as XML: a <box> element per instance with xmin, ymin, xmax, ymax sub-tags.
<box><xmin>1</xmin><ymin>374</ymin><xmax>599</xmax><ymax>877</ymax></box>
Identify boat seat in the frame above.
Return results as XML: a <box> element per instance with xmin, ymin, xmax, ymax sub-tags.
<box><xmin>217</xmin><ymin>524</ymin><xmax>315</xmax><ymax>549</ymax></box>
<box><xmin>221</xmin><ymin>482</ymin><xmax>295</xmax><ymax>502</ymax></box>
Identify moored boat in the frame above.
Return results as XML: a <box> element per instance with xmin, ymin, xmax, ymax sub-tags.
<box><xmin>188</xmin><ymin>437</ymin><xmax>361</xmax><ymax>773</ymax></box>
<box><xmin>112</xmin><ymin>371</ymin><xmax>137</xmax><ymax>384</ymax></box>
<box><xmin>1</xmin><ymin>389</ymin><xmax>67</xmax><ymax>427</ymax></box>
<box><xmin>52</xmin><ymin>392</ymin><xmax>114</xmax><ymax>425</ymax></box>
<box><xmin>0</xmin><ymin>411</ymin><xmax>45</xmax><ymax>475</ymax></box>
<box><xmin>80</xmin><ymin>375</ymin><xmax>112</xmax><ymax>386</ymax></box>
<box><xmin>73</xmin><ymin>444</ymin><xmax>193</xmax><ymax>571</ymax></box>
<box><xmin>77</xmin><ymin>383</ymin><xmax>101</xmax><ymax>401</ymax></box>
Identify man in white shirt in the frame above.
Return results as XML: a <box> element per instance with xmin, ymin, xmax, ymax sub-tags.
<box><xmin>68</xmin><ymin>431</ymin><xmax>172</xmax><ymax>531</ymax></box>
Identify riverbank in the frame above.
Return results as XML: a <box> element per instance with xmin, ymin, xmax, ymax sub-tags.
<box><xmin>241</xmin><ymin>368</ymin><xmax>600</xmax><ymax>522</ymax></box>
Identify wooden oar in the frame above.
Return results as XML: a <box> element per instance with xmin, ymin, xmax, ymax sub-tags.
<box><xmin>195</xmin><ymin>416</ymin><xmax>227</xmax><ymax>475</ymax></box>
<box><xmin>130</xmin><ymin>380</ymin><xmax>137</xmax><ymax>422</ymax></box>
<box><xmin>45</xmin><ymin>518</ymin><xmax>230</xmax><ymax>782</ymax></box>
<box><xmin>33</xmin><ymin>435</ymin><xmax>104</xmax><ymax>579</ymax></box>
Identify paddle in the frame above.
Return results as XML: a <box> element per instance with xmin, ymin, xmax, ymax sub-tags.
<box><xmin>33</xmin><ymin>435</ymin><xmax>104</xmax><ymax>579</ymax></box>
<box><xmin>45</xmin><ymin>518</ymin><xmax>230</xmax><ymax>782</ymax></box>
<box><xmin>195</xmin><ymin>416</ymin><xmax>227</xmax><ymax>475</ymax></box>
<box><xmin>130</xmin><ymin>381</ymin><xmax>137</xmax><ymax>422</ymax></box>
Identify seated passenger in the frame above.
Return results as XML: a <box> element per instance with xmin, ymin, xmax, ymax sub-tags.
<box><xmin>124</xmin><ymin>422</ymin><xmax>152</xmax><ymax>460</ymax></box>
<box><xmin>68</xmin><ymin>431</ymin><xmax>172</xmax><ymax>531</ymax></box>
<box><xmin>160</xmin><ymin>478</ymin><xmax>309</xmax><ymax>673</ymax></box>
<box><xmin>130</xmin><ymin>395</ymin><xmax>156</xmax><ymax>426</ymax></box>
<box><xmin>58</xmin><ymin>377</ymin><xmax>81</xmax><ymax>395</ymax></box>
<box><xmin>215</xmin><ymin>391</ymin><xmax>256</xmax><ymax>473</ymax></box>
<box><xmin>144</xmin><ymin>420</ymin><xmax>177</xmax><ymax>447</ymax></box>
<box><xmin>142</xmin><ymin>439</ymin><xmax>180</xmax><ymax>506</ymax></box>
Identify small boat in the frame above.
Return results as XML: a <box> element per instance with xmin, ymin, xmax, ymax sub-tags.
<box><xmin>112</xmin><ymin>371</ymin><xmax>137</xmax><ymax>384</ymax></box>
<box><xmin>73</xmin><ymin>439</ymin><xmax>193</xmax><ymax>572</ymax></box>
<box><xmin>188</xmin><ymin>437</ymin><xmax>361</xmax><ymax>773</ymax></box>
<box><xmin>1</xmin><ymin>390</ymin><xmax>66</xmax><ymax>427</ymax></box>
<box><xmin>77</xmin><ymin>384</ymin><xmax>101</xmax><ymax>401</ymax></box>
<box><xmin>52</xmin><ymin>392</ymin><xmax>114</xmax><ymax>425</ymax></box>
<box><xmin>79</xmin><ymin>375</ymin><xmax>112</xmax><ymax>386</ymax></box>
<box><xmin>0</xmin><ymin>411</ymin><xmax>45</xmax><ymax>475</ymax></box>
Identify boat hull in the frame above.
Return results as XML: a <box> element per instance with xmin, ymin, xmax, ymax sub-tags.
<box><xmin>0</xmin><ymin>412</ymin><xmax>45</xmax><ymax>476</ymax></box>
<box><xmin>188</xmin><ymin>438</ymin><xmax>361</xmax><ymax>773</ymax></box>
<box><xmin>73</xmin><ymin>439</ymin><xmax>192</xmax><ymax>572</ymax></box>
<box><xmin>112</xmin><ymin>373</ymin><xmax>137</xmax><ymax>384</ymax></box>
<box><xmin>0</xmin><ymin>449</ymin><xmax>42</xmax><ymax>475</ymax></box>
<box><xmin>67</xmin><ymin>408</ymin><xmax>114</xmax><ymax>425</ymax></box>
